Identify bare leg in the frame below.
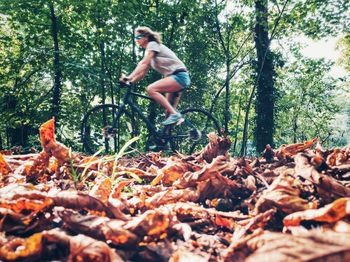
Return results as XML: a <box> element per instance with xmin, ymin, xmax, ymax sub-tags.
<box><xmin>166</xmin><ymin>92</ymin><xmax>182</xmax><ymax>109</ymax></box>
<box><xmin>166</xmin><ymin>92</ymin><xmax>182</xmax><ymax>117</ymax></box>
<box><xmin>147</xmin><ymin>77</ymin><xmax>182</xmax><ymax>115</ymax></box>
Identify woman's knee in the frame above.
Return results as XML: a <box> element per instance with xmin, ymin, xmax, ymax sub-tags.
<box><xmin>147</xmin><ymin>84</ymin><xmax>158</xmax><ymax>96</ymax></box>
<box><xmin>146</xmin><ymin>85</ymin><xmax>153</xmax><ymax>96</ymax></box>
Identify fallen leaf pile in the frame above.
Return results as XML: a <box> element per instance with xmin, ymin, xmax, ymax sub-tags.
<box><xmin>1</xmin><ymin>118</ymin><xmax>350</xmax><ymax>261</ymax></box>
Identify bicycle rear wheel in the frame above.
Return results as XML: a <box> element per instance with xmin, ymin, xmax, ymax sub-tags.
<box><xmin>81</xmin><ymin>104</ymin><xmax>136</xmax><ymax>154</ymax></box>
<box><xmin>169</xmin><ymin>108</ymin><xmax>221</xmax><ymax>155</ymax></box>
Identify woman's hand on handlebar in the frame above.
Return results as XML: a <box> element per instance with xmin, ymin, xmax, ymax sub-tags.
<box><xmin>119</xmin><ymin>73</ymin><xmax>132</xmax><ymax>86</ymax></box>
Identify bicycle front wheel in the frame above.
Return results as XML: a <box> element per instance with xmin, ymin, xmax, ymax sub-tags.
<box><xmin>169</xmin><ymin>108</ymin><xmax>221</xmax><ymax>155</ymax></box>
<box><xmin>81</xmin><ymin>104</ymin><xmax>136</xmax><ymax>154</ymax></box>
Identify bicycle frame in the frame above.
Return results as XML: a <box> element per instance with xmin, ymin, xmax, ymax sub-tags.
<box><xmin>110</xmin><ymin>84</ymin><xmax>166</xmax><ymax>139</ymax></box>
<box><xmin>82</xmin><ymin>83</ymin><xmax>221</xmax><ymax>154</ymax></box>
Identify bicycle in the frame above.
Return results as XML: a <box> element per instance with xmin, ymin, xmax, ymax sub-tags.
<box><xmin>81</xmin><ymin>82</ymin><xmax>221</xmax><ymax>155</ymax></box>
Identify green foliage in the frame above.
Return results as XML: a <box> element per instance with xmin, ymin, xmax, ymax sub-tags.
<box><xmin>275</xmin><ymin>54</ymin><xmax>340</xmax><ymax>147</ymax></box>
<box><xmin>338</xmin><ymin>34</ymin><xmax>350</xmax><ymax>72</ymax></box>
<box><xmin>0</xmin><ymin>0</ymin><xmax>349</xmax><ymax>153</ymax></box>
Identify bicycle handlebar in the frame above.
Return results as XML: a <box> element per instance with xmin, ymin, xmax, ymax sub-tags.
<box><xmin>119</xmin><ymin>81</ymin><xmax>132</xmax><ymax>88</ymax></box>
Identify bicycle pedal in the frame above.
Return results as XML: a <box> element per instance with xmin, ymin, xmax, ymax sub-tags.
<box><xmin>176</xmin><ymin>117</ymin><xmax>185</xmax><ymax>125</ymax></box>
<box><xmin>189</xmin><ymin>129</ymin><xmax>202</xmax><ymax>141</ymax></box>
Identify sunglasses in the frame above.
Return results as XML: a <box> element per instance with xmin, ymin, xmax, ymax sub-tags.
<box><xmin>134</xmin><ymin>34</ymin><xmax>145</xmax><ymax>40</ymax></box>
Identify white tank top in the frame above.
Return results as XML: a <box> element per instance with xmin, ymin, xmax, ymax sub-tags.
<box><xmin>146</xmin><ymin>41</ymin><xmax>187</xmax><ymax>76</ymax></box>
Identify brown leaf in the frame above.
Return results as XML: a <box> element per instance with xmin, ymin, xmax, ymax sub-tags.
<box><xmin>275</xmin><ymin>137</ymin><xmax>318</xmax><ymax>160</ymax></box>
<box><xmin>53</xmin><ymin>191</ymin><xmax>112</xmax><ymax>216</ymax></box>
<box><xmin>294</xmin><ymin>154</ymin><xmax>350</xmax><ymax>201</ymax></box>
<box><xmin>43</xmin><ymin>229</ymin><xmax>123</xmax><ymax>262</ymax></box>
<box><xmin>198</xmin><ymin>132</ymin><xmax>231</xmax><ymax>163</ymax></box>
<box><xmin>23</xmin><ymin>151</ymin><xmax>51</xmax><ymax>181</ymax></box>
<box><xmin>57</xmin><ymin>209</ymin><xmax>138</xmax><ymax>247</ymax></box>
<box><xmin>243</xmin><ymin>230</ymin><xmax>350</xmax><ymax>262</ymax></box>
<box><xmin>262</xmin><ymin>144</ymin><xmax>275</xmax><ymax>163</ymax></box>
<box><xmin>151</xmin><ymin>157</ymin><xmax>189</xmax><ymax>186</ymax></box>
<box><xmin>125</xmin><ymin>208</ymin><xmax>173</xmax><ymax>238</ymax></box>
<box><xmin>283</xmin><ymin>197</ymin><xmax>350</xmax><ymax>227</ymax></box>
<box><xmin>215</xmin><ymin>215</ymin><xmax>235</xmax><ymax>230</ymax></box>
<box><xmin>46</xmin><ymin>141</ymin><xmax>71</xmax><ymax>164</ymax></box>
<box><xmin>255</xmin><ymin>172</ymin><xmax>317</xmax><ymax>214</ymax></box>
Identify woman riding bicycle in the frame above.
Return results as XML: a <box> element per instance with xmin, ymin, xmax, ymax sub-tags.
<box><xmin>121</xmin><ymin>26</ymin><xmax>190</xmax><ymax>126</ymax></box>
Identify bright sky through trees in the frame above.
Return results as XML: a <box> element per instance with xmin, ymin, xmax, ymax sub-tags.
<box><xmin>301</xmin><ymin>36</ymin><xmax>348</xmax><ymax>78</ymax></box>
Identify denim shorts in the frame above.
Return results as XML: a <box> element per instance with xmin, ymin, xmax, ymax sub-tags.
<box><xmin>171</xmin><ymin>72</ymin><xmax>191</xmax><ymax>89</ymax></box>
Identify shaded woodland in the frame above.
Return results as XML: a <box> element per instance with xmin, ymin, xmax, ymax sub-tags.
<box><xmin>1</xmin><ymin>2</ymin><xmax>350</xmax><ymax>260</ymax></box>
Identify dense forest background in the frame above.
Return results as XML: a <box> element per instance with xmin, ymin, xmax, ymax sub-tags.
<box><xmin>0</xmin><ymin>0</ymin><xmax>349</xmax><ymax>156</ymax></box>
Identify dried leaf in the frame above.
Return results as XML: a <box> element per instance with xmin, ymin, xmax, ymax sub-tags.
<box><xmin>262</xmin><ymin>144</ymin><xmax>275</xmax><ymax>163</ymax></box>
<box><xmin>23</xmin><ymin>151</ymin><xmax>51</xmax><ymax>181</ymax></box>
<box><xmin>43</xmin><ymin>229</ymin><xmax>123</xmax><ymax>262</ymax></box>
<box><xmin>243</xmin><ymin>230</ymin><xmax>350</xmax><ymax>262</ymax></box>
<box><xmin>215</xmin><ymin>215</ymin><xmax>235</xmax><ymax>230</ymax></box>
<box><xmin>151</xmin><ymin>157</ymin><xmax>188</xmax><ymax>186</ymax></box>
<box><xmin>275</xmin><ymin>137</ymin><xmax>317</xmax><ymax>160</ymax></box>
<box><xmin>90</xmin><ymin>177</ymin><xmax>113</xmax><ymax>204</ymax></box>
<box><xmin>46</xmin><ymin>141</ymin><xmax>71</xmax><ymax>164</ymax></box>
<box><xmin>198</xmin><ymin>133</ymin><xmax>231</xmax><ymax>163</ymax></box>
<box><xmin>169</xmin><ymin>247</ymin><xmax>209</xmax><ymax>262</ymax></box>
<box><xmin>53</xmin><ymin>191</ymin><xmax>112</xmax><ymax>216</ymax></box>
<box><xmin>283</xmin><ymin>197</ymin><xmax>350</xmax><ymax>227</ymax></box>
<box><xmin>0</xmin><ymin>197</ymin><xmax>53</xmax><ymax>214</ymax></box>
<box><xmin>255</xmin><ymin>172</ymin><xmax>317</xmax><ymax>214</ymax></box>
<box><xmin>0</xmin><ymin>153</ymin><xmax>11</xmax><ymax>176</ymax></box>
<box><xmin>0</xmin><ymin>233</ymin><xmax>43</xmax><ymax>261</ymax></box>
<box><xmin>39</xmin><ymin>117</ymin><xmax>56</xmax><ymax>149</ymax></box>
<box><xmin>125</xmin><ymin>208</ymin><xmax>173</xmax><ymax>238</ymax></box>
<box><xmin>57</xmin><ymin>209</ymin><xmax>137</xmax><ymax>247</ymax></box>
<box><xmin>294</xmin><ymin>154</ymin><xmax>350</xmax><ymax>201</ymax></box>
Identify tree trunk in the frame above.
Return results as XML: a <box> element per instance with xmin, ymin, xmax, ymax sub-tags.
<box><xmin>293</xmin><ymin>111</ymin><xmax>298</xmax><ymax>143</ymax></box>
<box><xmin>254</xmin><ymin>0</ymin><xmax>275</xmax><ymax>153</ymax></box>
<box><xmin>224</xmin><ymin>59</ymin><xmax>230</xmax><ymax>133</ymax></box>
<box><xmin>99</xmin><ymin>41</ymin><xmax>106</xmax><ymax>105</ymax></box>
<box><xmin>241</xmin><ymin>86</ymin><xmax>252</xmax><ymax>156</ymax></box>
<box><xmin>49</xmin><ymin>1</ymin><xmax>62</xmax><ymax>126</ymax></box>
<box><xmin>6</xmin><ymin>96</ymin><xmax>28</xmax><ymax>147</ymax></box>
<box><xmin>232</xmin><ymin>89</ymin><xmax>243</xmax><ymax>154</ymax></box>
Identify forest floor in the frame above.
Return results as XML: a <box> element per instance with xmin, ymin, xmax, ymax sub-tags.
<box><xmin>1</xmin><ymin>118</ymin><xmax>350</xmax><ymax>261</ymax></box>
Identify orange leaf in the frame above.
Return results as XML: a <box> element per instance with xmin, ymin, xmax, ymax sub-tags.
<box><xmin>111</xmin><ymin>180</ymin><xmax>133</xmax><ymax>198</ymax></box>
<box><xmin>151</xmin><ymin>157</ymin><xmax>188</xmax><ymax>186</ymax></box>
<box><xmin>0</xmin><ymin>233</ymin><xmax>42</xmax><ymax>260</ymax></box>
<box><xmin>215</xmin><ymin>214</ymin><xmax>235</xmax><ymax>230</ymax></box>
<box><xmin>0</xmin><ymin>153</ymin><xmax>11</xmax><ymax>175</ymax></box>
<box><xmin>283</xmin><ymin>197</ymin><xmax>350</xmax><ymax>227</ymax></box>
<box><xmin>0</xmin><ymin>197</ymin><xmax>53</xmax><ymax>214</ymax></box>
<box><xmin>39</xmin><ymin>117</ymin><xmax>56</xmax><ymax>148</ymax></box>
<box><xmin>90</xmin><ymin>177</ymin><xmax>113</xmax><ymax>204</ymax></box>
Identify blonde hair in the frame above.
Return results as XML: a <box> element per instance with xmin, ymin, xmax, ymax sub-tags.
<box><xmin>135</xmin><ymin>26</ymin><xmax>162</xmax><ymax>44</ymax></box>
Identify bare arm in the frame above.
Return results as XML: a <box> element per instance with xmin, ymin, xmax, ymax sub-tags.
<box><xmin>127</xmin><ymin>50</ymin><xmax>156</xmax><ymax>83</ymax></box>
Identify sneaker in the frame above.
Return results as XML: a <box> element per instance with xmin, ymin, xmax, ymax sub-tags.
<box><xmin>161</xmin><ymin>113</ymin><xmax>183</xmax><ymax>126</ymax></box>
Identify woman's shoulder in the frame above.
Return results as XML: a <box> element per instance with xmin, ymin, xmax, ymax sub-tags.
<box><xmin>147</xmin><ymin>41</ymin><xmax>160</xmax><ymax>47</ymax></box>
<box><xmin>146</xmin><ymin>41</ymin><xmax>161</xmax><ymax>51</ymax></box>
